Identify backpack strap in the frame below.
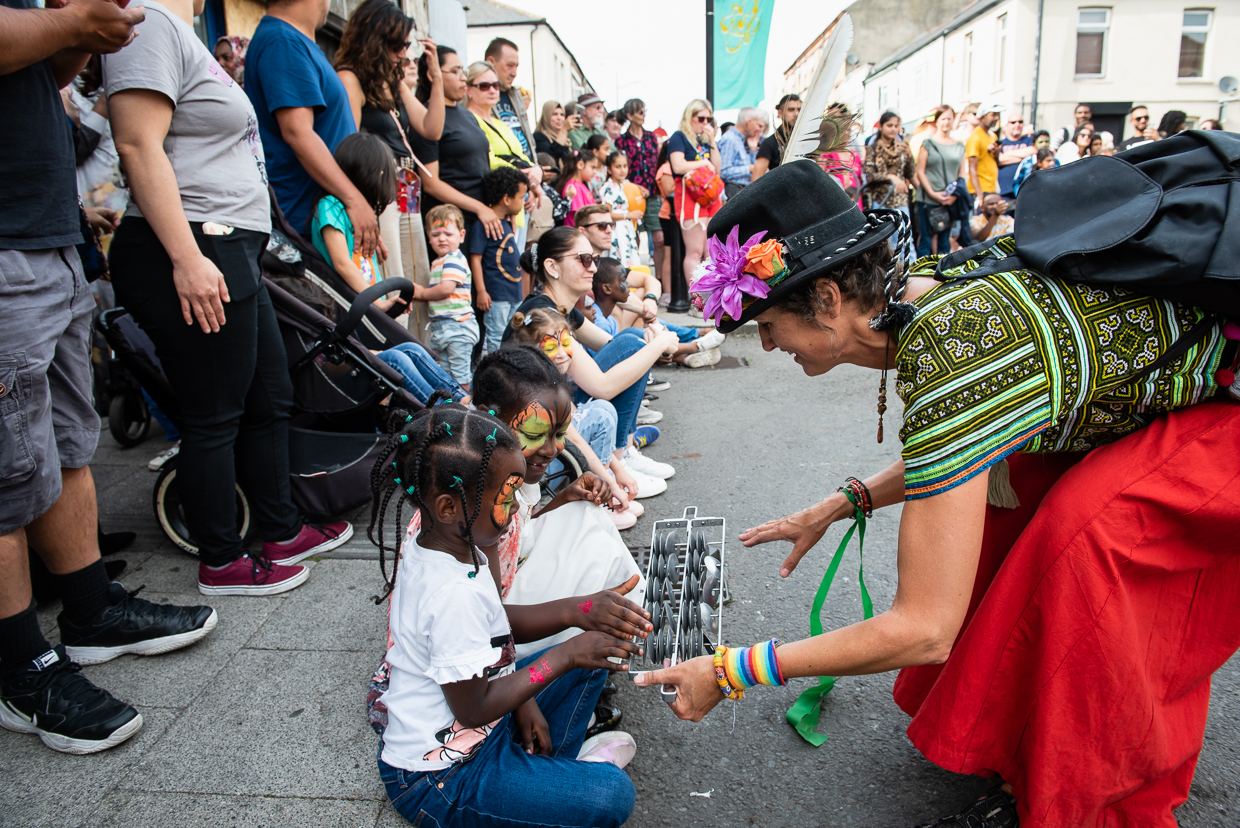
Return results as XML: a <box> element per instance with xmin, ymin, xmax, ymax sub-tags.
<box><xmin>934</xmin><ymin>235</ymin><xmax>1027</xmax><ymax>281</ymax></box>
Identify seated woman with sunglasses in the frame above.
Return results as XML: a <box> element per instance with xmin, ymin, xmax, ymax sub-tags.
<box><xmin>503</xmin><ymin>226</ymin><xmax>680</xmax><ymax>500</ymax></box>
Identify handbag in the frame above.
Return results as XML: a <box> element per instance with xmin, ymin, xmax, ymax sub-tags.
<box><xmin>684</xmin><ymin>164</ymin><xmax>723</xmax><ymax>207</ymax></box>
<box><xmin>926</xmin><ymin>205</ymin><xmax>951</xmax><ymax>234</ymax></box>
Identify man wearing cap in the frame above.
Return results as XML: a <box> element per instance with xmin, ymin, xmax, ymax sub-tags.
<box><xmin>569</xmin><ymin>92</ymin><xmax>607</xmax><ymax>150</ymax></box>
<box><xmin>965</xmin><ymin>101</ymin><xmax>1002</xmax><ymax>201</ymax></box>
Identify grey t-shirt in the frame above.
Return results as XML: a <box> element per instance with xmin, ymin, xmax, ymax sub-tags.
<box><xmin>918</xmin><ymin>138</ymin><xmax>965</xmax><ymax>200</ymax></box>
<box><xmin>103</xmin><ymin>0</ymin><xmax>270</xmax><ymax>233</ymax></box>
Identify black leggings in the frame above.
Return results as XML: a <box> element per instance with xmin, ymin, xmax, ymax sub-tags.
<box><xmin>110</xmin><ymin>217</ymin><xmax>300</xmax><ymax>566</ymax></box>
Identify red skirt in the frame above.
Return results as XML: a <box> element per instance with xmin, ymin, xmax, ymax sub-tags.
<box><xmin>893</xmin><ymin>401</ymin><xmax>1240</xmax><ymax>828</ymax></box>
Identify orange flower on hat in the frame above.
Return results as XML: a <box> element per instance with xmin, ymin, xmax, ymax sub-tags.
<box><xmin>744</xmin><ymin>239</ymin><xmax>786</xmax><ymax>281</ymax></box>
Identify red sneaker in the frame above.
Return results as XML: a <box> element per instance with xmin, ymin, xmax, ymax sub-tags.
<box><xmin>262</xmin><ymin>521</ymin><xmax>354</xmax><ymax>566</ymax></box>
<box><xmin>198</xmin><ymin>554</ymin><xmax>309</xmax><ymax>596</ymax></box>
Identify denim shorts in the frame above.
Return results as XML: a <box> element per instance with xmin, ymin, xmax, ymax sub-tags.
<box><xmin>0</xmin><ymin>248</ymin><xmax>100</xmax><ymax>535</ymax></box>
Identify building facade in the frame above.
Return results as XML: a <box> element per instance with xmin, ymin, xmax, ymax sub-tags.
<box><xmin>862</xmin><ymin>0</ymin><xmax>1239</xmax><ymax>140</ymax></box>
<box><xmin>465</xmin><ymin>0</ymin><xmax>595</xmax><ymax>125</ymax></box>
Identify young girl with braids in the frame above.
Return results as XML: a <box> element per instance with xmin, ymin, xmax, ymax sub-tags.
<box><xmin>471</xmin><ymin>347</ymin><xmax>647</xmax><ymax>657</ymax></box>
<box><xmin>368</xmin><ymin>404</ymin><xmax>648</xmax><ymax>826</ymax></box>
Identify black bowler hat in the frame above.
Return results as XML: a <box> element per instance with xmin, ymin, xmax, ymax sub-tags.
<box><xmin>699</xmin><ymin>159</ymin><xmax>901</xmax><ymax>333</ymax></box>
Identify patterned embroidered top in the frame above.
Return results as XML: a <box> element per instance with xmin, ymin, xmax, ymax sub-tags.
<box><xmin>896</xmin><ymin>242</ymin><xmax>1225</xmax><ymax>500</ymax></box>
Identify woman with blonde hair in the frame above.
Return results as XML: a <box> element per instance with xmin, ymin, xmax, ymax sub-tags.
<box><xmin>667</xmin><ymin>98</ymin><xmax>722</xmax><ymax>286</ymax></box>
<box><xmin>534</xmin><ymin>100</ymin><xmax>572</xmax><ymax>170</ymax></box>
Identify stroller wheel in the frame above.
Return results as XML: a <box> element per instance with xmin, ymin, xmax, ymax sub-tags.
<box><xmin>152</xmin><ymin>465</ymin><xmax>252</xmax><ymax>557</ymax></box>
<box><xmin>539</xmin><ymin>442</ymin><xmax>588</xmax><ymax>499</ymax></box>
<box><xmin>108</xmin><ymin>389</ymin><xmax>151</xmax><ymax>447</ymax></box>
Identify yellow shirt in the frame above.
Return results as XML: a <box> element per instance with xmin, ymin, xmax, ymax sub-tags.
<box><xmin>965</xmin><ymin>126</ymin><xmax>998</xmax><ymax>194</ymax></box>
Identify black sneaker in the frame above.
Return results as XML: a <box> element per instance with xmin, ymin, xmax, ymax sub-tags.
<box><xmin>0</xmin><ymin>646</ymin><xmax>142</xmax><ymax>754</ymax></box>
<box><xmin>912</xmin><ymin>787</ymin><xmax>1019</xmax><ymax>827</ymax></box>
<box><xmin>59</xmin><ymin>582</ymin><xmax>217</xmax><ymax>665</ymax></box>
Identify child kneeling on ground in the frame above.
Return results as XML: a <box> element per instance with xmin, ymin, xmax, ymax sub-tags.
<box><xmin>369</xmin><ymin>405</ymin><xmax>646</xmax><ymax>827</ymax></box>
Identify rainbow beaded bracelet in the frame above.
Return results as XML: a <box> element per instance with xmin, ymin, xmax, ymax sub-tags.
<box><xmin>713</xmin><ymin>647</ymin><xmax>744</xmax><ymax>700</ymax></box>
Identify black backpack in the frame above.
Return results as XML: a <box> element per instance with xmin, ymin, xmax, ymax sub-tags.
<box><xmin>935</xmin><ymin>130</ymin><xmax>1240</xmax><ymax>319</ymax></box>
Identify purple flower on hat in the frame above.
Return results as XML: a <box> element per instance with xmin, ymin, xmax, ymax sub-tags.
<box><xmin>691</xmin><ymin>227</ymin><xmax>769</xmax><ymax>326</ymax></box>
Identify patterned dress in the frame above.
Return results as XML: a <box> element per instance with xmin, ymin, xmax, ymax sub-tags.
<box><xmin>596</xmin><ymin>178</ymin><xmax>641</xmax><ymax>267</ymax></box>
<box><xmin>895</xmin><ymin>238</ymin><xmax>1226</xmax><ymax>499</ymax></box>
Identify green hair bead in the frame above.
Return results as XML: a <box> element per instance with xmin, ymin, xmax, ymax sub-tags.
<box><xmin>400</xmin><ymin>434</ymin><xmax>409</xmax><ymax>443</ymax></box>
<box><xmin>406</xmin><ymin>485</ymin><xmax>415</xmax><ymax>495</ymax></box>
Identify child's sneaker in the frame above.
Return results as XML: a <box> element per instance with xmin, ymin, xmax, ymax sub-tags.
<box><xmin>263</xmin><ymin>521</ymin><xmax>353</xmax><ymax>566</ymax></box>
<box><xmin>578</xmin><ymin>730</ymin><xmax>636</xmax><ymax>769</ymax></box>
<box><xmin>646</xmin><ymin>378</ymin><xmax>671</xmax><ymax>392</ymax></box>
<box><xmin>634</xmin><ymin>426</ymin><xmax>659</xmax><ymax>449</ymax></box>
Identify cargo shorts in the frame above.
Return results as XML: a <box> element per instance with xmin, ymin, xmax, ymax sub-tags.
<box><xmin>0</xmin><ymin>247</ymin><xmax>100</xmax><ymax>535</ymax></box>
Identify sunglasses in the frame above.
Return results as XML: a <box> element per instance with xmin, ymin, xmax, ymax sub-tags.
<box><xmin>559</xmin><ymin>252</ymin><xmax>600</xmax><ymax>268</ymax></box>
<box><xmin>693</xmin><ymin>115</ymin><xmax>710</xmax><ymax>123</ymax></box>
<box><xmin>1008</xmin><ymin>119</ymin><xmax>1023</xmax><ymax>124</ymax></box>
<box><xmin>471</xmin><ymin>81</ymin><xmax>500</xmax><ymax>92</ymax></box>
<box><xmin>1134</xmin><ymin>115</ymin><xmax>1149</xmax><ymax>121</ymax></box>
<box><xmin>392</xmin><ymin>40</ymin><xmax>411</xmax><ymax>51</ymax></box>
<box><xmin>581</xmin><ymin>221</ymin><xmax>615</xmax><ymax>231</ymax></box>
<box><xmin>539</xmin><ymin>329</ymin><xmax>573</xmax><ymax>357</ymax></box>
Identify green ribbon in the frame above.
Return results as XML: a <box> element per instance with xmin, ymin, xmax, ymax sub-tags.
<box><xmin>785</xmin><ymin>488</ymin><xmax>874</xmax><ymax>746</ymax></box>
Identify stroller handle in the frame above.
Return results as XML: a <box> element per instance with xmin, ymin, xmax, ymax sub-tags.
<box><xmin>337</xmin><ymin>278</ymin><xmax>415</xmax><ymax>340</ymax></box>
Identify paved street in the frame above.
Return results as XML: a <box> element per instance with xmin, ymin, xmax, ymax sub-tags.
<box><xmin>2</xmin><ymin>332</ymin><xmax>1237</xmax><ymax>828</ymax></box>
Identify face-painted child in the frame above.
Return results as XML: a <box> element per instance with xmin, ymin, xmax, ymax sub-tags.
<box><xmin>507</xmin><ymin>388</ymin><xmax>573</xmax><ymax>484</ymax></box>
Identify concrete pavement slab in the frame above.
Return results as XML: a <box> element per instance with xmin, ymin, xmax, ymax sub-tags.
<box><xmin>93</xmin><ymin>791</ymin><xmax>382</xmax><ymax>828</ymax></box>
<box><xmin>248</xmin><ymin>560</ymin><xmax>387</xmax><ymax>654</ymax></box>
<box><xmin>0</xmin><ymin>707</ymin><xmax>180</xmax><ymax>828</ymax></box>
<box><xmin>125</xmin><ymin>648</ymin><xmax>385</xmax><ymax>802</ymax></box>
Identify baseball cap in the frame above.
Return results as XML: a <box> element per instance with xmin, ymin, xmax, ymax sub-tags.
<box><xmin>576</xmin><ymin>92</ymin><xmax>603</xmax><ymax>108</ymax></box>
<box><xmin>977</xmin><ymin>101</ymin><xmax>1003</xmax><ymax>116</ymax></box>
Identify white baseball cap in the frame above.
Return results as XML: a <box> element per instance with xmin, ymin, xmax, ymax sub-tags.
<box><xmin>977</xmin><ymin>101</ymin><xmax>1003</xmax><ymax>116</ymax></box>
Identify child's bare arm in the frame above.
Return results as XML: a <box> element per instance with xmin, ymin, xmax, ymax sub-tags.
<box><xmin>420</xmin><ymin>278</ymin><xmax>460</xmax><ymax>302</ymax></box>
<box><xmin>470</xmin><ymin>253</ymin><xmax>491</xmax><ymax>311</ymax></box>
<box><xmin>321</xmin><ymin>226</ymin><xmax>368</xmax><ymax>295</ymax></box>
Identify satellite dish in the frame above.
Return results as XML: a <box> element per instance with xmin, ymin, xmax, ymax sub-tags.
<box><xmin>1220</xmin><ymin>76</ymin><xmax>1239</xmax><ymax>95</ymax></box>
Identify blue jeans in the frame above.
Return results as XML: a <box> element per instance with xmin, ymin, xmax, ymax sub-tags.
<box><xmin>142</xmin><ymin>389</ymin><xmax>181</xmax><ymax>442</ymax></box>
<box><xmin>664</xmin><ymin>322</ymin><xmax>700</xmax><ymax>344</ymax></box>
<box><xmin>575</xmin><ymin>328</ymin><xmax>649</xmax><ymax>450</ymax></box>
<box><xmin>377</xmin><ymin>342</ymin><xmax>465</xmax><ymax>406</ymax></box>
<box><xmin>377</xmin><ymin>654</ymin><xmax>633</xmax><ymax>828</ymax></box>
<box><xmin>546</xmin><ymin>399</ymin><xmax>617</xmax><ymax>492</ymax></box>
<box><xmin>428</xmin><ymin>318</ymin><xmax>480</xmax><ymax>388</ymax></box>
<box><xmin>483</xmin><ymin>300</ymin><xmax>518</xmax><ymax>355</ymax></box>
<box><xmin>916</xmin><ymin>201</ymin><xmax>951</xmax><ymax>259</ymax></box>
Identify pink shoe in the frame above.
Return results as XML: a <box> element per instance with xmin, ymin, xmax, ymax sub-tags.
<box><xmin>263</xmin><ymin>521</ymin><xmax>353</xmax><ymax>566</ymax></box>
<box><xmin>622</xmin><ymin>499</ymin><xmax>644</xmax><ymax>519</ymax></box>
<box><xmin>577</xmin><ymin>731</ymin><xmax>636</xmax><ymax>769</ymax></box>
<box><xmin>607</xmin><ymin>506</ymin><xmax>637</xmax><ymax>531</ymax></box>
<box><xmin>198</xmin><ymin>554</ymin><xmax>308</xmax><ymax>596</ymax></box>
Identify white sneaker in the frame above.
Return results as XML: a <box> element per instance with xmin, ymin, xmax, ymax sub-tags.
<box><xmin>624</xmin><ymin>448</ymin><xmax>675</xmax><ymax>479</ymax></box>
<box><xmin>578</xmin><ymin>731</ymin><xmax>636</xmax><ymax>769</ymax></box>
<box><xmin>695</xmin><ymin>329</ymin><xmax>725</xmax><ymax>351</ymax></box>
<box><xmin>640</xmin><ymin>398</ymin><xmax>650</xmax><ymax>408</ymax></box>
<box><xmin>147</xmin><ymin>443</ymin><xmax>180</xmax><ymax>472</ymax></box>
<box><xmin>623</xmin><ymin>467</ymin><xmax>667</xmax><ymax>498</ymax></box>
<box><xmin>646</xmin><ymin>378</ymin><xmax>671</xmax><ymax>392</ymax></box>
<box><xmin>636</xmin><ymin>408</ymin><xmax>663</xmax><ymax>425</ymax></box>
<box><xmin>684</xmin><ymin>347</ymin><xmax>721</xmax><ymax>368</ymax></box>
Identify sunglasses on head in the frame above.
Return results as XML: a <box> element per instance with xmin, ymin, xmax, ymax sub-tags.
<box><xmin>539</xmin><ymin>329</ymin><xmax>573</xmax><ymax>357</ymax></box>
<box><xmin>471</xmin><ymin>81</ymin><xmax>500</xmax><ymax>92</ymax></box>
<box><xmin>582</xmin><ymin>221</ymin><xmax>615</xmax><ymax>231</ymax></box>
<box><xmin>560</xmin><ymin>253</ymin><xmax>600</xmax><ymax>268</ymax></box>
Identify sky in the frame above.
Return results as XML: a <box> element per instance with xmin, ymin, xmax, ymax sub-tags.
<box><xmin>503</xmin><ymin>0</ymin><xmax>850</xmax><ymax>129</ymax></box>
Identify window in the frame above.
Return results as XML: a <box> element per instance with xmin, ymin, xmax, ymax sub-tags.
<box><xmin>1179</xmin><ymin>9</ymin><xmax>1212</xmax><ymax>78</ymax></box>
<box><xmin>997</xmin><ymin>14</ymin><xmax>1008</xmax><ymax>85</ymax></box>
<box><xmin>964</xmin><ymin>32</ymin><xmax>973</xmax><ymax>94</ymax></box>
<box><xmin>1075</xmin><ymin>7</ymin><xmax>1110</xmax><ymax>77</ymax></box>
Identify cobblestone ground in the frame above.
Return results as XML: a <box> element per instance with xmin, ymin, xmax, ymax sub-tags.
<box><xmin>2</xmin><ymin>333</ymin><xmax>1236</xmax><ymax>827</ymax></box>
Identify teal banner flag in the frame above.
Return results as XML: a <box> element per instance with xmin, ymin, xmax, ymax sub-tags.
<box><xmin>713</xmin><ymin>0</ymin><xmax>775</xmax><ymax>109</ymax></box>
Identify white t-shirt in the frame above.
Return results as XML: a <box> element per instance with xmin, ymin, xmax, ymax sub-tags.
<box><xmin>102</xmin><ymin>0</ymin><xmax>270</xmax><ymax>233</ymax></box>
<box><xmin>379</xmin><ymin>528</ymin><xmax>517</xmax><ymax>772</ymax></box>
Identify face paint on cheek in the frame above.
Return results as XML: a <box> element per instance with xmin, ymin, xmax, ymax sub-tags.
<box><xmin>492</xmin><ymin>473</ymin><xmax>523</xmax><ymax>530</ymax></box>
<box><xmin>510</xmin><ymin>401</ymin><xmax>553</xmax><ymax>458</ymax></box>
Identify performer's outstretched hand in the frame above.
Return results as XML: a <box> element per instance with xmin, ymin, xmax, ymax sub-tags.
<box><xmin>739</xmin><ymin>499</ymin><xmax>842</xmax><ymax>578</ymax></box>
<box><xmin>632</xmin><ymin>655</ymin><xmax>723</xmax><ymax>721</ymax></box>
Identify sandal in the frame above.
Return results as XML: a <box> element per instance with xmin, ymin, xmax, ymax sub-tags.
<box><xmin>586</xmin><ymin>704</ymin><xmax>623</xmax><ymax>738</ymax></box>
<box><xmin>911</xmin><ymin>787</ymin><xmax>1018</xmax><ymax>828</ymax></box>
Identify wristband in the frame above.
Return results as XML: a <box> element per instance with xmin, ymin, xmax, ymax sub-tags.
<box><xmin>724</xmin><ymin>639</ymin><xmax>786</xmax><ymax>690</ymax></box>
<box><xmin>644</xmin><ymin>293</ymin><xmax>659</xmax><ymax>303</ymax></box>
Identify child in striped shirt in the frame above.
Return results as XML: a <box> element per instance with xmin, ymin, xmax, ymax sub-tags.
<box><xmin>417</xmin><ymin>205</ymin><xmax>480</xmax><ymax>389</ymax></box>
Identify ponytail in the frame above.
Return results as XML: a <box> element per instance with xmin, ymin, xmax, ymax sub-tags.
<box><xmin>521</xmin><ymin>225</ymin><xmax>580</xmax><ymax>286</ymax></box>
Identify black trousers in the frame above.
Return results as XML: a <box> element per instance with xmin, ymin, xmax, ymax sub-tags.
<box><xmin>110</xmin><ymin>217</ymin><xmax>300</xmax><ymax>566</ymax></box>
